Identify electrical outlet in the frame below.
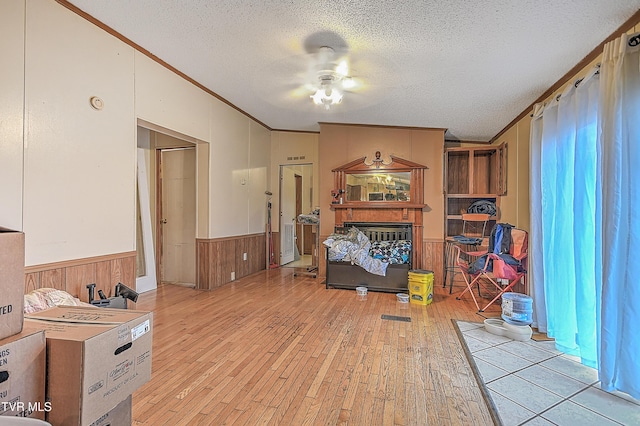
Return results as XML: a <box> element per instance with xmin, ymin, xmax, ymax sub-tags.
<box><xmin>243</xmin><ymin>252</ymin><xmax>247</xmax><ymax>261</ymax></box>
<box><xmin>231</xmin><ymin>272</ymin><xmax>235</xmax><ymax>281</ymax></box>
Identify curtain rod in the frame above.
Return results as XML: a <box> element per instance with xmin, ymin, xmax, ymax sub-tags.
<box><xmin>532</xmin><ymin>30</ymin><xmax>640</xmax><ymax>116</ymax></box>
<box><xmin>531</xmin><ymin>63</ymin><xmax>601</xmax><ymax>117</ymax></box>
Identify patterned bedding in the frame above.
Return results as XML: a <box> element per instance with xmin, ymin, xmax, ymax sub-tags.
<box><xmin>323</xmin><ymin>227</ymin><xmax>412</xmax><ymax>276</ymax></box>
<box><xmin>369</xmin><ymin>240</ymin><xmax>412</xmax><ymax>264</ymax></box>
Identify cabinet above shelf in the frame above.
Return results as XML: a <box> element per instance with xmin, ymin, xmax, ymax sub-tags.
<box><xmin>444</xmin><ymin>144</ymin><xmax>507</xmax><ymax>196</ymax></box>
<box><xmin>444</xmin><ymin>144</ymin><xmax>506</xmax><ymax>238</ymax></box>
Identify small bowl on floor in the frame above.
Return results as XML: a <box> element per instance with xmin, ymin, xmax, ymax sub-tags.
<box><xmin>484</xmin><ymin>318</ymin><xmax>533</xmax><ymax>341</ymax></box>
<box><xmin>396</xmin><ymin>293</ymin><xmax>409</xmax><ymax>303</ymax></box>
<box><xmin>484</xmin><ymin>318</ymin><xmax>506</xmax><ymax>336</ymax></box>
<box><xmin>355</xmin><ymin>286</ymin><xmax>368</xmax><ymax>296</ymax></box>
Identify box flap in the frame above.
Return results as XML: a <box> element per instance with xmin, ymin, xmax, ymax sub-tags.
<box><xmin>0</xmin><ymin>226</ymin><xmax>20</xmax><ymax>233</ymax></box>
<box><xmin>25</xmin><ymin>306</ymin><xmax>151</xmax><ymax>325</ymax></box>
<box><xmin>24</xmin><ymin>318</ymin><xmax>116</xmax><ymax>341</ymax></box>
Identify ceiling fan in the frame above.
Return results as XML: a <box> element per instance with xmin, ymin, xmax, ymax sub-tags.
<box><xmin>297</xmin><ymin>46</ymin><xmax>364</xmax><ymax>110</ymax></box>
<box><xmin>306</xmin><ymin>46</ymin><xmax>360</xmax><ymax>110</ymax></box>
<box><xmin>252</xmin><ymin>36</ymin><xmax>376</xmax><ymax>111</ymax></box>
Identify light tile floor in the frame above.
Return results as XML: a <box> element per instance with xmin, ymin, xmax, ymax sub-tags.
<box><xmin>282</xmin><ymin>254</ymin><xmax>313</xmax><ymax>268</ymax></box>
<box><xmin>456</xmin><ymin>320</ymin><xmax>640</xmax><ymax>426</ymax></box>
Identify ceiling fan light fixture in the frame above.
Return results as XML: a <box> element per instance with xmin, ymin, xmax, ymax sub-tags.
<box><xmin>308</xmin><ymin>46</ymin><xmax>352</xmax><ymax>110</ymax></box>
<box><xmin>328</xmin><ymin>87</ymin><xmax>343</xmax><ymax>103</ymax></box>
<box><xmin>310</xmin><ymin>75</ymin><xmax>343</xmax><ymax>109</ymax></box>
<box><xmin>311</xmin><ymin>84</ymin><xmax>343</xmax><ymax>110</ymax></box>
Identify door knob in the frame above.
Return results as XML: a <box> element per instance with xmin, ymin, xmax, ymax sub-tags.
<box><xmin>161</xmin><ymin>219</ymin><xmax>167</xmax><ymax>224</ymax></box>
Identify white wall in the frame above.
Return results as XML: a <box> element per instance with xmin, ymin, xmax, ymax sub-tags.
<box><xmin>0</xmin><ymin>0</ymin><xmax>25</xmax><ymax>231</ymax></box>
<box><xmin>248</xmin><ymin>121</ymin><xmax>271</xmax><ymax>234</ymax></box>
<box><xmin>23</xmin><ymin>0</ymin><xmax>136</xmax><ymax>265</ymax></box>
<box><xmin>134</xmin><ymin>47</ymin><xmax>271</xmax><ymax>239</ymax></box>
<box><xmin>4</xmin><ymin>0</ymin><xmax>273</xmax><ymax>266</ymax></box>
<box><xmin>209</xmin><ymin>100</ymin><xmax>251</xmax><ymax>237</ymax></box>
<box><xmin>134</xmin><ymin>52</ymin><xmax>211</xmax><ymax>143</ymax></box>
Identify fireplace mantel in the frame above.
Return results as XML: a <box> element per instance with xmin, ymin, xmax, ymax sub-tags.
<box><xmin>331</xmin><ymin>153</ymin><xmax>427</xmax><ymax>268</ymax></box>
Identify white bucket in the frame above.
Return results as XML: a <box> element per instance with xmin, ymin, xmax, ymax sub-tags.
<box><xmin>501</xmin><ymin>293</ymin><xmax>533</xmax><ymax>325</ymax></box>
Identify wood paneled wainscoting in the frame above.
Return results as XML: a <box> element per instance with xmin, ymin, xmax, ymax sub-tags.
<box><xmin>196</xmin><ymin>233</ymin><xmax>266</xmax><ymax>290</ymax></box>
<box><xmin>24</xmin><ymin>251</ymin><xmax>137</xmax><ymax>303</ymax></box>
<box><xmin>423</xmin><ymin>238</ymin><xmax>444</xmax><ymax>287</ymax></box>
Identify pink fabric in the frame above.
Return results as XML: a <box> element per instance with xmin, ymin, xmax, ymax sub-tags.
<box><xmin>24</xmin><ymin>288</ymin><xmax>94</xmax><ymax>313</ymax></box>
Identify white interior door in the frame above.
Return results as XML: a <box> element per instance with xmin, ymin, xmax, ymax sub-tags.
<box><xmin>280</xmin><ymin>166</ymin><xmax>296</xmax><ymax>265</ymax></box>
<box><xmin>136</xmin><ymin>148</ymin><xmax>157</xmax><ymax>293</ymax></box>
<box><xmin>161</xmin><ymin>148</ymin><xmax>196</xmax><ymax>285</ymax></box>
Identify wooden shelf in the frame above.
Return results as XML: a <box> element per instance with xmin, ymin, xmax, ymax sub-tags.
<box><xmin>446</xmin><ymin>214</ymin><xmax>498</xmax><ymax>220</ymax></box>
<box><xmin>445</xmin><ymin>193</ymin><xmax>498</xmax><ymax>198</ymax></box>
<box><xmin>331</xmin><ymin>202</ymin><xmax>426</xmax><ymax>210</ymax></box>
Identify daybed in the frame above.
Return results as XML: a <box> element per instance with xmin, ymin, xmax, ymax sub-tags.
<box><xmin>324</xmin><ymin>222</ymin><xmax>412</xmax><ymax>293</ymax></box>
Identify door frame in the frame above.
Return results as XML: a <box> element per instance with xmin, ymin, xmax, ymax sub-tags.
<box><xmin>136</xmin><ymin>120</ymin><xmax>210</xmax><ymax>289</ymax></box>
<box><xmin>279</xmin><ymin>163</ymin><xmax>313</xmax><ymax>266</ymax></box>
<box><xmin>155</xmin><ymin>149</ymin><xmax>163</xmax><ymax>283</ymax></box>
<box><xmin>136</xmin><ymin>147</ymin><xmax>157</xmax><ymax>293</ymax></box>
<box><xmin>279</xmin><ymin>166</ymin><xmax>296</xmax><ymax>265</ymax></box>
<box><xmin>295</xmin><ymin>173</ymin><xmax>303</xmax><ymax>254</ymax></box>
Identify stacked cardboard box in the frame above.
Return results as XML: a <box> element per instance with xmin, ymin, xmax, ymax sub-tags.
<box><xmin>0</xmin><ymin>228</ymin><xmax>49</xmax><ymax>420</ymax></box>
<box><xmin>0</xmin><ymin>228</ymin><xmax>25</xmax><ymax>340</ymax></box>
<box><xmin>89</xmin><ymin>395</ymin><xmax>132</xmax><ymax>426</ymax></box>
<box><xmin>0</xmin><ymin>226</ymin><xmax>150</xmax><ymax>424</ymax></box>
<box><xmin>25</xmin><ymin>306</ymin><xmax>153</xmax><ymax>426</ymax></box>
<box><xmin>0</xmin><ymin>330</ymin><xmax>47</xmax><ymax>418</ymax></box>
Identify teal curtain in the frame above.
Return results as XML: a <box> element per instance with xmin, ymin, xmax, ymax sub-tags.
<box><xmin>597</xmin><ymin>32</ymin><xmax>640</xmax><ymax>400</ymax></box>
<box><xmin>532</xmin><ymin>31</ymin><xmax>640</xmax><ymax>399</ymax></box>
<box><xmin>532</xmin><ymin>66</ymin><xmax>600</xmax><ymax>368</ymax></box>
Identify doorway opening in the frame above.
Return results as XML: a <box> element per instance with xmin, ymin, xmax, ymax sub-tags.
<box><xmin>136</xmin><ymin>124</ymin><xmax>206</xmax><ymax>291</ymax></box>
<box><xmin>279</xmin><ymin>164</ymin><xmax>314</xmax><ymax>268</ymax></box>
<box><xmin>157</xmin><ymin>146</ymin><xmax>196</xmax><ymax>287</ymax></box>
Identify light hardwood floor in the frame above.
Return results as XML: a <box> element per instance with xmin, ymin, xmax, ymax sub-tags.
<box><xmin>132</xmin><ymin>268</ymin><xmax>501</xmax><ymax>425</ymax></box>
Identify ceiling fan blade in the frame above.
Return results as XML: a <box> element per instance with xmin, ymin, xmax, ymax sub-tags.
<box><xmin>289</xmin><ymin>83</ymin><xmax>317</xmax><ymax>99</ymax></box>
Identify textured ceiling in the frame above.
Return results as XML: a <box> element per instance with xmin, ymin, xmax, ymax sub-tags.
<box><xmin>66</xmin><ymin>0</ymin><xmax>640</xmax><ymax>141</ymax></box>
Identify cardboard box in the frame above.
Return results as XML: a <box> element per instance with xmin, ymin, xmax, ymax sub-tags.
<box><xmin>0</xmin><ymin>228</ymin><xmax>25</xmax><ymax>340</ymax></box>
<box><xmin>89</xmin><ymin>395</ymin><xmax>131</xmax><ymax>426</ymax></box>
<box><xmin>25</xmin><ymin>306</ymin><xmax>152</xmax><ymax>426</ymax></box>
<box><xmin>0</xmin><ymin>330</ymin><xmax>47</xmax><ymax>419</ymax></box>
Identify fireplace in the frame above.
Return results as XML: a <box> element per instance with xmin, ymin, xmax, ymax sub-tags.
<box><xmin>330</xmin><ymin>153</ymin><xmax>427</xmax><ymax>269</ymax></box>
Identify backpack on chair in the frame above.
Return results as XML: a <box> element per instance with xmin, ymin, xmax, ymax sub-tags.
<box><xmin>488</xmin><ymin>223</ymin><xmax>514</xmax><ymax>254</ymax></box>
<box><xmin>468</xmin><ymin>223</ymin><xmax>527</xmax><ymax>275</ymax></box>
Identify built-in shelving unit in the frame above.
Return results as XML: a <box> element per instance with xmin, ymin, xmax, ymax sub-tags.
<box><xmin>444</xmin><ymin>144</ymin><xmax>507</xmax><ymax>237</ymax></box>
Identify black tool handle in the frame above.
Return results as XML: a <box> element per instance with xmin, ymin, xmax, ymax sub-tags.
<box><xmin>86</xmin><ymin>283</ymin><xmax>96</xmax><ymax>302</ymax></box>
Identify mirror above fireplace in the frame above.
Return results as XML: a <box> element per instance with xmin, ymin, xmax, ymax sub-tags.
<box><xmin>345</xmin><ymin>171</ymin><xmax>411</xmax><ymax>202</ymax></box>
